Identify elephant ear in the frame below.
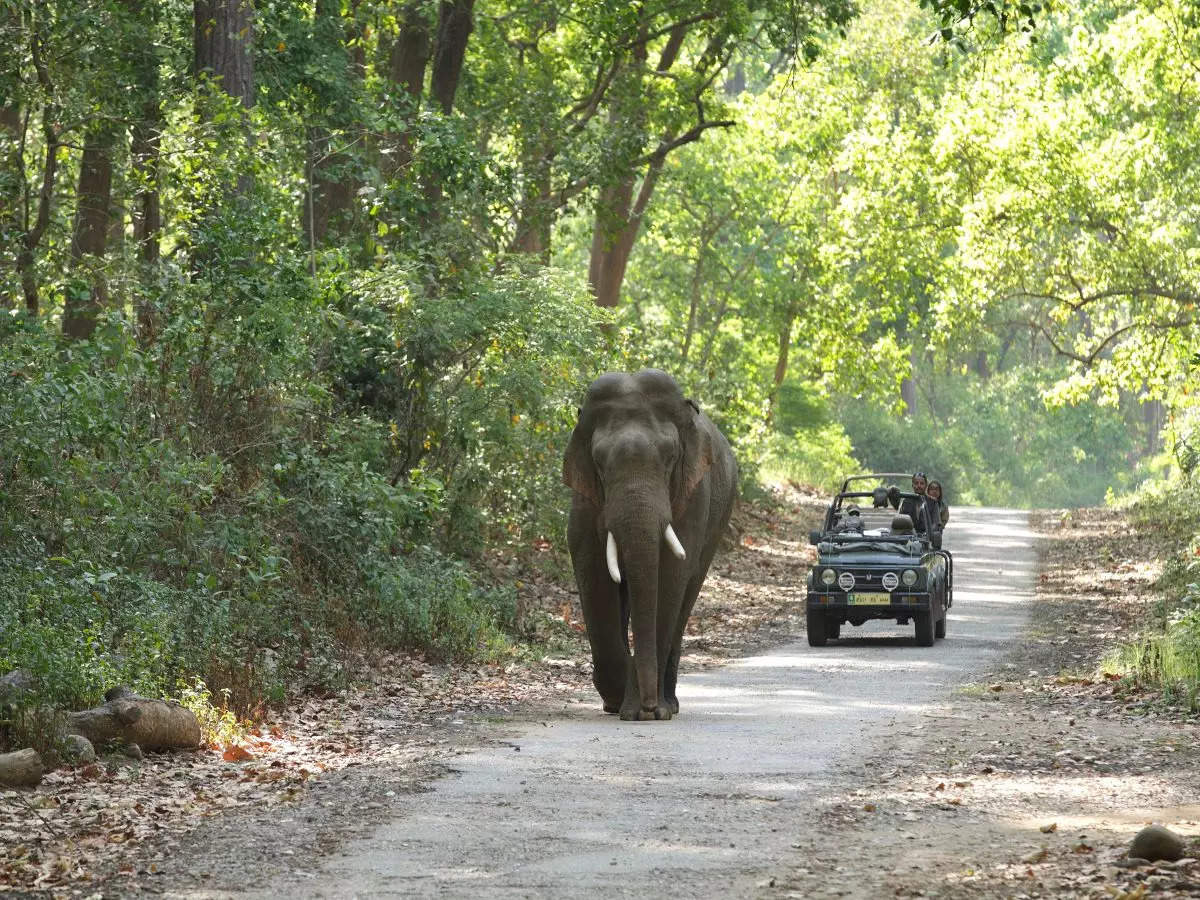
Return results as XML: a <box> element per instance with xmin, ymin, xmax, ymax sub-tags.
<box><xmin>672</xmin><ymin>398</ymin><xmax>714</xmax><ymax>519</ymax></box>
<box><xmin>563</xmin><ymin>423</ymin><xmax>602</xmax><ymax>506</ymax></box>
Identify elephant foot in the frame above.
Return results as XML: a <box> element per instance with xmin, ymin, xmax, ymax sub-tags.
<box><xmin>667</xmin><ymin>697</ymin><xmax>680</xmax><ymax>715</ymax></box>
<box><xmin>620</xmin><ymin>704</ymin><xmax>673</xmax><ymax>721</ymax></box>
<box><xmin>602</xmin><ymin>702</ymin><xmax>621</xmax><ymax>715</ymax></box>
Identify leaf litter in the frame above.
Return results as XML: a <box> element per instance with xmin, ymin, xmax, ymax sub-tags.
<box><xmin>0</xmin><ymin>484</ymin><xmax>823</xmax><ymax>894</ymax></box>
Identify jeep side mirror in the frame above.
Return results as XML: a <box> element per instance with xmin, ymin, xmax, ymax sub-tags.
<box><xmin>809</xmin><ymin>530</ymin><xmax>823</xmax><ymax>545</ymax></box>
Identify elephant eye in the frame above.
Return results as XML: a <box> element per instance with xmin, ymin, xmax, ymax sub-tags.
<box><xmin>657</xmin><ymin>436</ymin><xmax>678</xmax><ymax>466</ymax></box>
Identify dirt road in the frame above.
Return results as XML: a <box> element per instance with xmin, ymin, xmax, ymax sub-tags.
<box><xmin>252</xmin><ymin>507</ymin><xmax>1034</xmax><ymax>898</ymax></box>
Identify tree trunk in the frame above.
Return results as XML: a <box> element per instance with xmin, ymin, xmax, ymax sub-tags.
<box><xmin>418</xmin><ymin>0</ymin><xmax>475</xmax><ymax>211</ymax></box>
<box><xmin>510</xmin><ymin>155</ymin><xmax>552</xmax><ymax>261</ymax></box>
<box><xmin>1144</xmin><ymin>396</ymin><xmax>1163</xmax><ymax>454</ymax></box>
<box><xmin>430</xmin><ymin>0</ymin><xmax>475</xmax><ymax>115</ymax></box>
<box><xmin>306</xmin><ymin>0</ymin><xmax>358</xmax><ymax>247</ymax></box>
<box><xmin>900</xmin><ymin>375</ymin><xmax>917</xmax><ymax>417</ymax></box>
<box><xmin>17</xmin><ymin>112</ymin><xmax>58</xmax><ymax>317</ymax></box>
<box><xmin>131</xmin><ymin>93</ymin><xmax>163</xmax><ymax>342</ymax></box>
<box><xmin>588</xmin><ymin>154</ymin><xmax>666</xmax><ymax>308</ymax></box>
<box><xmin>194</xmin><ymin>0</ymin><xmax>254</xmax><ymax>207</ymax></box>
<box><xmin>0</xmin><ymin>101</ymin><xmax>20</xmax><ymax>309</ymax></box>
<box><xmin>17</xmin><ymin>23</ymin><xmax>60</xmax><ymax>316</ymax></box>
<box><xmin>384</xmin><ymin>2</ymin><xmax>432</xmax><ymax>183</ymax></box>
<box><xmin>679</xmin><ymin>248</ymin><xmax>705</xmax><ymax>365</ymax></box>
<box><xmin>768</xmin><ymin>303</ymin><xmax>798</xmax><ymax>425</ymax></box>
<box><xmin>63</xmin><ymin>126</ymin><xmax>116</xmax><ymax>340</ymax></box>
<box><xmin>194</xmin><ymin>0</ymin><xmax>255</xmax><ymax>109</ymax></box>
<box><xmin>69</xmin><ymin>688</ymin><xmax>202</xmax><ymax>752</ymax></box>
<box><xmin>0</xmin><ymin>749</ymin><xmax>43</xmax><ymax>788</ymax></box>
<box><xmin>900</xmin><ymin>346</ymin><xmax>920</xmax><ymax>416</ymax></box>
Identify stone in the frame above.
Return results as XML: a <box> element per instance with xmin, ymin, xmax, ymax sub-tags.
<box><xmin>62</xmin><ymin>733</ymin><xmax>96</xmax><ymax>765</ymax></box>
<box><xmin>1129</xmin><ymin>824</ymin><xmax>1184</xmax><ymax>863</ymax></box>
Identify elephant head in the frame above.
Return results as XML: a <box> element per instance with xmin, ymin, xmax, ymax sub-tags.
<box><xmin>563</xmin><ymin>369</ymin><xmax>722</xmax><ymax>720</ymax></box>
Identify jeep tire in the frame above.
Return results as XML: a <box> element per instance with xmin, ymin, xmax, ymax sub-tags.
<box><xmin>806</xmin><ymin>611</ymin><xmax>827</xmax><ymax>647</ymax></box>
<box><xmin>914</xmin><ymin>610</ymin><xmax>935</xmax><ymax>647</ymax></box>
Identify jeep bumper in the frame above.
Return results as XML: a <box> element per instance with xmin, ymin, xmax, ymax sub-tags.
<box><xmin>806</xmin><ymin>592</ymin><xmax>932</xmax><ymax>617</ymax></box>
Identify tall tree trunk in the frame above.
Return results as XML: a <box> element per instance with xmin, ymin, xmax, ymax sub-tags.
<box><xmin>586</xmin><ymin>22</ymin><xmax>698</xmax><ymax>308</ymax></box>
<box><xmin>0</xmin><ymin>100</ymin><xmax>21</xmax><ymax>309</ymax></box>
<box><xmin>419</xmin><ymin>0</ymin><xmax>475</xmax><ymax>211</ymax></box>
<box><xmin>306</xmin><ymin>0</ymin><xmax>359</xmax><ymax>249</ymax></box>
<box><xmin>679</xmin><ymin>247</ymin><xmax>705</xmax><ymax>365</ymax></box>
<box><xmin>1144</xmin><ymin>396</ymin><xmax>1163</xmax><ymax>455</ymax></box>
<box><xmin>194</xmin><ymin>0</ymin><xmax>255</xmax><ymax>109</ymax></box>
<box><xmin>509</xmin><ymin>154</ymin><xmax>552</xmax><ymax>261</ymax></box>
<box><xmin>386</xmin><ymin>1</ymin><xmax>432</xmax><ymax>177</ymax></box>
<box><xmin>767</xmin><ymin>301</ymin><xmax>799</xmax><ymax>425</ymax></box>
<box><xmin>18</xmin><ymin>24</ymin><xmax>59</xmax><ymax>316</ymax></box>
<box><xmin>900</xmin><ymin>346</ymin><xmax>919</xmax><ymax>417</ymax></box>
<box><xmin>63</xmin><ymin>126</ymin><xmax>116</xmax><ymax>340</ymax></box>
<box><xmin>131</xmin><ymin>97</ymin><xmax>163</xmax><ymax>341</ymax></box>
<box><xmin>194</xmin><ymin>0</ymin><xmax>255</xmax><ymax>204</ymax></box>
<box><xmin>587</xmin><ymin>154</ymin><xmax>666</xmax><ymax>308</ymax></box>
<box><xmin>430</xmin><ymin>0</ymin><xmax>475</xmax><ymax>115</ymax></box>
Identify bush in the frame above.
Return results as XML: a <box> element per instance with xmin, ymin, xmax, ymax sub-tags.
<box><xmin>0</xmin><ymin>259</ymin><xmax>605</xmax><ymax>740</ymax></box>
<box><xmin>1105</xmin><ymin>474</ymin><xmax>1200</xmax><ymax>707</ymax></box>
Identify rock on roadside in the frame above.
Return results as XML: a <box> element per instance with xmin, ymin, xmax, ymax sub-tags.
<box><xmin>1129</xmin><ymin>824</ymin><xmax>1185</xmax><ymax>863</ymax></box>
<box><xmin>63</xmin><ymin>733</ymin><xmax>97</xmax><ymax>765</ymax></box>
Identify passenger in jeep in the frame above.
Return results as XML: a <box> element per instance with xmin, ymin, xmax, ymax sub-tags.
<box><xmin>923</xmin><ymin>479</ymin><xmax>950</xmax><ymax>549</ymax></box>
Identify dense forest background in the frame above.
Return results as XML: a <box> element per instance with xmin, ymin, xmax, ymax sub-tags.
<box><xmin>1</xmin><ymin>0</ymin><xmax>1197</xmax><ymax>725</ymax></box>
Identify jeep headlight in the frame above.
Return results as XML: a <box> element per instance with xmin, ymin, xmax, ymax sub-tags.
<box><xmin>901</xmin><ymin>569</ymin><xmax>918</xmax><ymax>586</ymax></box>
<box><xmin>837</xmin><ymin>571</ymin><xmax>856</xmax><ymax>591</ymax></box>
<box><xmin>821</xmin><ymin>568</ymin><xmax>837</xmax><ymax>586</ymax></box>
<box><xmin>881</xmin><ymin>572</ymin><xmax>899</xmax><ymax>591</ymax></box>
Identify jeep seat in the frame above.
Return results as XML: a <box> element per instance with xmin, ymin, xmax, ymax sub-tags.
<box><xmin>890</xmin><ymin>514</ymin><xmax>915</xmax><ymax>535</ymax></box>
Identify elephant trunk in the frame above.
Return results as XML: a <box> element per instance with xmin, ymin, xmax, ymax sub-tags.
<box><xmin>605</xmin><ymin>486</ymin><xmax>677</xmax><ymax>716</ymax></box>
<box><xmin>618</xmin><ymin>523</ymin><xmax>661</xmax><ymax>715</ymax></box>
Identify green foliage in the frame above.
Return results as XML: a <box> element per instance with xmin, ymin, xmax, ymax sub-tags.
<box><xmin>760</xmin><ymin>425</ymin><xmax>860</xmax><ymax>492</ymax></box>
<box><xmin>175</xmin><ymin>679</ymin><xmax>245</xmax><ymax>748</ymax></box>
<box><xmin>834</xmin><ymin>366</ymin><xmax>1141</xmax><ymax>508</ymax></box>
<box><xmin>0</xmin><ymin>268</ymin><xmax>602</xmax><ymax>730</ymax></box>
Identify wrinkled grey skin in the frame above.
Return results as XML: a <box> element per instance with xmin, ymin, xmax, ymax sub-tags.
<box><xmin>563</xmin><ymin>370</ymin><xmax>737</xmax><ymax>721</ymax></box>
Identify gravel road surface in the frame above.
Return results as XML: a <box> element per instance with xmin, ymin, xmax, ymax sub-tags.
<box><xmin>267</xmin><ymin>507</ymin><xmax>1036</xmax><ymax>898</ymax></box>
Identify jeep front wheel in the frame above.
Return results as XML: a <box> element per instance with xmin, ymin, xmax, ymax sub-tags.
<box><xmin>914</xmin><ymin>610</ymin><xmax>935</xmax><ymax>647</ymax></box>
<box><xmin>806</xmin><ymin>611</ymin><xmax>828</xmax><ymax>647</ymax></box>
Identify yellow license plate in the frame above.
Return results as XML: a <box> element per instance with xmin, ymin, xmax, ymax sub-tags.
<box><xmin>848</xmin><ymin>593</ymin><xmax>891</xmax><ymax>605</ymax></box>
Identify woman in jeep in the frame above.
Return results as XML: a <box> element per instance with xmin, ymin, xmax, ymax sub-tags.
<box><xmin>923</xmin><ymin>479</ymin><xmax>950</xmax><ymax>549</ymax></box>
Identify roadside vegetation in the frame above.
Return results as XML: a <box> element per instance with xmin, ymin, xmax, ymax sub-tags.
<box><xmin>1106</xmin><ymin>427</ymin><xmax>1200</xmax><ymax>707</ymax></box>
<box><xmin>0</xmin><ymin>0</ymin><xmax>1197</xmax><ymax>752</ymax></box>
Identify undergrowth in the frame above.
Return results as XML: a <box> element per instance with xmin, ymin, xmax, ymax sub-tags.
<box><xmin>1105</xmin><ymin>475</ymin><xmax>1200</xmax><ymax>708</ymax></box>
<box><xmin>0</xmin><ymin>261</ymin><xmax>608</xmax><ymax>748</ymax></box>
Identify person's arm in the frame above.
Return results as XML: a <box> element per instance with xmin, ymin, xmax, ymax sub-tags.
<box><xmin>940</xmin><ymin>504</ymin><xmax>950</xmax><ymax>525</ymax></box>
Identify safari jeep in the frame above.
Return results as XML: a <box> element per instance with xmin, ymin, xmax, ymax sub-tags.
<box><xmin>805</xmin><ymin>474</ymin><xmax>953</xmax><ymax>647</ymax></box>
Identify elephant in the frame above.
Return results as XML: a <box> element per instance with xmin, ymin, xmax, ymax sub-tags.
<box><xmin>563</xmin><ymin>369</ymin><xmax>737</xmax><ymax>721</ymax></box>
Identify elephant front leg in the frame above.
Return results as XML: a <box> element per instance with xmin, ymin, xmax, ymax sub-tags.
<box><xmin>618</xmin><ymin>657</ymin><xmax>673</xmax><ymax>720</ymax></box>
<box><xmin>577</xmin><ymin>570</ymin><xmax>628</xmax><ymax>714</ymax></box>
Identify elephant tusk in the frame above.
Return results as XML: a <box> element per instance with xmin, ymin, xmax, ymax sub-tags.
<box><xmin>664</xmin><ymin>524</ymin><xmax>686</xmax><ymax>560</ymax></box>
<box><xmin>606</xmin><ymin>532</ymin><xmax>622</xmax><ymax>583</ymax></box>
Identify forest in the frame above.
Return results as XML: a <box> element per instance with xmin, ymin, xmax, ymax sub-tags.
<box><xmin>0</xmin><ymin>0</ymin><xmax>1198</xmax><ymax>739</ymax></box>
